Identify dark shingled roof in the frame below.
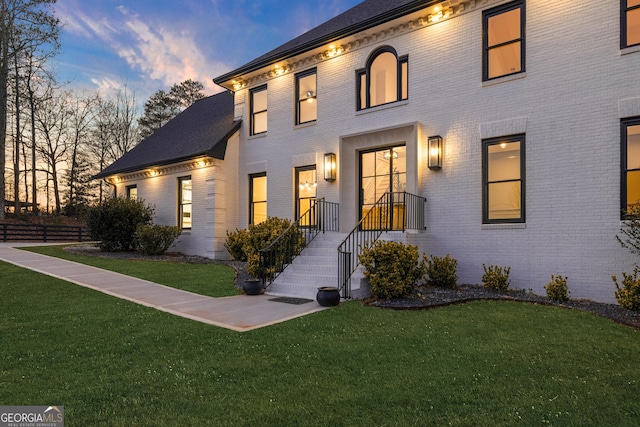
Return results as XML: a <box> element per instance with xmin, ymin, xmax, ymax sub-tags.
<box><xmin>214</xmin><ymin>0</ymin><xmax>435</xmax><ymax>85</ymax></box>
<box><xmin>94</xmin><ymin>91</ymin><xmax>240</xmax><ymax>179</ymax></box>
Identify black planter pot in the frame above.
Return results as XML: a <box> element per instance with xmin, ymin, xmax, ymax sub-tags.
<box><xmin>316</xmin><ymin>286</ymin><xmax>340</xmax><ymax>307</ymax></box>
<box><xmin>243</xmin><ymin>279</ymin><xmax>264</xmax><ymax>295</ymax></box>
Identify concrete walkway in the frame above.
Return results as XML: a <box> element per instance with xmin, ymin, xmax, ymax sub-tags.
<box><xmin>0</xmin><ymin>243</ymin><xmax>328</xmax><ymax>332</ymax></box>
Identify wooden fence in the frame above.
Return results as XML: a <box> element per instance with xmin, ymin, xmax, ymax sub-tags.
<box><xmin>1</xmin><ymin>223</ymin><xmax>91</xmax><ymax>242</ymax></box>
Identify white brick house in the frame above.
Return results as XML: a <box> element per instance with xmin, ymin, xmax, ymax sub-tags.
<box><xmin>98</xmin><ymin>0</ymin><xmax>640</xmax><ymax>303</ymax></box>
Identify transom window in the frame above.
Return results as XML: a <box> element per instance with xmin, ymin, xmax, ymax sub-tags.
<box><xmin>622</xmin><ymin>118</ymin><xmax>640</xmax><ymax>217</ymax></box>
<box><xmin>622</xmin><ymin>0</ymin><xmax>640</xmax><ymax>48</ymax></box>
<box><xmin>483</xmin><ymin>0</ymin><xmax>525</xmax><ymax>81</ymax></box>
<box><xmin>482</xmin><ymin>136</ymin><xmax>525</xmax><ymax>223</ymax></box>
<box><xmin>296</xmin><ymin>69</ymin><xmax>317</xmax><ymax>125</ymax></box>
<box><xmin>250</xmin><ymin>85</ymin><xmax>267</xmax><ymax>135</ymax></box>
<box><xmin>356</xmin><ymin>46</ymin><xmax>408</xmax><ymax>110</ymax></box>
<box><xmin>250</xmin><ymin>173</ymin><xmax>267</xmax><ymax>225</ymax></box>
<box><xmin>178</xmin><ymin>176</ymin><xmax>192</xmax><ymax>229</ymax></box>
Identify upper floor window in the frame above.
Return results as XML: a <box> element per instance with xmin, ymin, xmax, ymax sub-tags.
<box><xmin>296</xmin><ymin>69</ymin><xmax>317</xmax><ymax>125</ymax></box>
<box><xmin>356</xmin><ymin>46</ymin><xmax>408</xmax><ymax>110</ymax></box>
<box><xmin>250</xmin><ymin>85</ymin><xmax>267</xmax><ymax>135</ymax></box>
<box><xmin>482</xmin><ymin>135</ymin><xmax>525</xmax><ymax>223</ymax></box>
<box><xmin>622</xmin><ymin>0</ymin><xmax>640</xmax><ymax>48</ymax></box>
<box><xmin>178</xmin><ymin>176</ymin><xmax>192</xmax><ymax>229</ymax></box>
<box><xmin>483</xmin><ymin>0</ymin><xmax>525</xmax><ymax>81</ymax></box>
<box><xmin>622</xmin><ymin>118</ymin><xmax>640</xmax><ymax>217</ymax></box>
<box><xmin>126</xmin><ymin>185</ymin><xmax>137</xmax><ymax>200</ymax></box>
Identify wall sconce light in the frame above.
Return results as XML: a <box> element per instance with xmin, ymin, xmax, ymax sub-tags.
<box><xmin>428</xmin><ymin>136</ymin><xmax>443</xmax><ymax>170</ymax></box>
<box><xmin>324</xmin><ymin>152</ymin><xmax>337</xmax><ymax>182</ymax></box>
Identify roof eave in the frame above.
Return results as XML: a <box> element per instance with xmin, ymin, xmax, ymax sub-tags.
<box><xmin>213</xmin><ymin>0</ymin><xmax>436</xmax><ymax>86</ymax></box>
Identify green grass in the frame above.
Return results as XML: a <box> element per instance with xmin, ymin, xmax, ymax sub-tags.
<box><xmin>21</xmin><ymin>245</ymin><xmax>240</xmax><ymax>298</ymax></box>
<box><xmin>1</xmin><ymin>261</ymin><xmax>639</xmax><ymax>426</ymax></box>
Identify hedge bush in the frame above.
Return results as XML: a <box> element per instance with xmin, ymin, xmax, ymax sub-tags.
<box><xmin>359</xmin><ymin>240</ymin><xmax>427</xmax><ymax>300</ymax></box>
<box><xmin>482</xmin><ymin>264</ymin><xmax>511</xmax><ymax>291</ymax></box>
<box><xmin>544</xmin><ymin>275</ymin><xmax>570</xmax><ymax>302</ymax></box>
<box><xmin>426</xmin><ymin>254</ymin><xmax>458</xmax><ymax>288</ymax></box>
<box><xmin>86</xmin><ymin>197</ymin><xmax>154</xmax><ymax>251</ymax></box>
<box><xmin>136</xmin><ymin>225</ymin><xmax>182</xmax><ymax>255</ymax></box>
<box><xmin>613</xmin><ymin>267</ymin><xmax>640</xmax><ymax>311</ymax></box>
<box><xmin>224</xmin><ymin>228</ymin><xmax>250</xmax><ymax>261</ymax></box>
<box><xmin>224</xmin><ymin>218</ymin><xmax>303</xmax><ymax>279</ymax></box>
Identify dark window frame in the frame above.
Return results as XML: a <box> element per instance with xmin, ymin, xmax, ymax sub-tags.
<box><xmin>295</xmin><ymin>68</ymin><xmax>317</xmax><ymax>125</ymax></box>
<box><xmin>126</xmin><ymin>184</ymin><xmax>137</xmax><ymax>200</ymax></box>
<box><xmin>482</xmin><ymin>134</ymin><xmax>526</xmax><ymax>224</ymax></box>
<box><xmin>249</xmin><ymin>172</ymin><xmax>267</xmax><ymax>225</ymax></box>
<box><xmin>622</xmin><ymin>117</ymin><xmax>640</xmax><ymax>218</ymax></box>
<box><xmin>482</xmin><ymin>0</ymin><xmax>526</xmax><ymax>81</ymax></box>
<box><xmin>356</xmin><ymin>46</ymin><xmax>408</xmax><ymax>111</ymax></box>
<box><xmin>178</xmin><ymin>176</ymin><xmax>192</xmax><ymax>230</ymax></box>
<box><xmin>250</xmin><ymin>85</ymin><xmax>268</xmax><ymax>136</ymax></box>
<box><xmin>622</xmin><ymin>0</ymin><xmax>640</xmax><ymax>49</ymax></box>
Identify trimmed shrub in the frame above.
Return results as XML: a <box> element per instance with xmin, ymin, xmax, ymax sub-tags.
<box><xmin>613</xmin><ymin>267</ymin><xmax>640</xmax><ymax>311</ymax></box>
<box><xmin>86</xmin><ymin>197</ymin><xmax>154</xmax><ymax>251</ymax></box>
<box><xmin>135</xmin><ymin>225</ymin><xmax>182</xmax><ymax>255</ymax></box>
<box><xmin>225</xmin><ymin>228</ymin><xmax>250</xmax><ymax>261</ymax></box>
<box><xmin>482</xmin><ymin>264</ymin><xmax>511</xmax><ymax>291</ymax></box>
<box><xmin>243</xmin><ymin>217</ymin><xmax>303</xmax><ymax>279</ymax></box>
<box><xmin>426</xmin><ymin>254</ymin><xmax>458</xmax><ymax>288</ymax></box>
<box><xmin>359</xmin><ymin>240</ymin><xmax>427</xmax><ymax>300</ymax></box>
<box><xmin>544</xmin><ymin>275</ymin><xmax>569</xmax><ymax>302</ymax></box>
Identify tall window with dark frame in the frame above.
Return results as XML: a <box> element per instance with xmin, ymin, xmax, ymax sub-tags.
<box><xmin>250</xmin><ymin>85</ymin><xmax>268</xmax><ymax>135</ymax></box>
<box><xmin>356</xmin><ymin>46</ymin><xmax>408</xmax><ymax>110</ymax></box>
<box><xmin>622</xmin><ymin>0</ymin><xmax>640</xmax><ymax>48</ymax></box>
<box><xmin>622</xmin><ymin>118</ymin><xmax>640</xmax><ymax>217</ymax></box>
<box><xmin>296</xmin><ymin>69</ymin><xmax>317</xmax><ymax>125</ymax></box>
<box><xmin>482</xmin><ymin>135</ymin><xmax>525</xmax><ymax>223</ymax></box>
<box><xmin>178</xmin><ymin>176</ymin><xmax>192</xmax><ymax>229</ymax></box>
<box><xmin>249</xmin><ymin>173</ymin><xmax>267</xmax><ymax>225</ymax></box>
<box><xmin>483</xmin><ymin>0</ymin><xmax>525</xmax><ymax>81</ymax></box>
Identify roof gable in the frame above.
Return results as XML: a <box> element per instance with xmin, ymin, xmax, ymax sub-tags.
<box><xmin>95</xmin><ymin>91</ymin><xmax>240</xmax><ymax>179</ymax></box>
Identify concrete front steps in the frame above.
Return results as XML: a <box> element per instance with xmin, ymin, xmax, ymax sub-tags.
<box><xmin>266</xmin><ymin>231</ymin><xmax>370</xmax><ymax>300</ymax></box>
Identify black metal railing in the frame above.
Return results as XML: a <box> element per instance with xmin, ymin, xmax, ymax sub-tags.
<box><xmin>337</xmin><ymin>192</ymin><xmax>426</xmax><ymax>299</ymax></box>
<box><xmin>259</xmin><ymin>199</ymin><xmax>339</xmax><ymax>287</ymax></box>
<box><xmin>1</xmin><ymin>223</ymin><xmax>90</xmax><ymax>242</ymax></box>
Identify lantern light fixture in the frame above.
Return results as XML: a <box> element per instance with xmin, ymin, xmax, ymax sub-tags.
<box><xmin>428</xmin><ymin>136</ymin><xmax>443</xmax><ymax>170</ymax></box>
<box><xmin>324</xmin><ymin>152</ymin><xmax>337</xmax><ymax>182</ymax></box>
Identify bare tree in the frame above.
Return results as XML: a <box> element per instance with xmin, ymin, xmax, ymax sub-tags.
<box><xmin>65</xmin><ymin>91</ymin><xmax>97</xmax><ymax>212</ymax></box>
<box><xmin>88</xmin><ymin>85</ymin><xmax>139</xmax><ymax>202</ymax></box>
<box><xmin>0</xmin><ymin>0</ymin><xmax>59</xmax><ymax>218</ymax></box>
<box><xmin>34</xmin><ymin>85</ymin><xmax>69</xmax><ymax>212</ymax></box>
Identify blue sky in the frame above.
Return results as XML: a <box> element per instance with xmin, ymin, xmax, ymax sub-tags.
<box><xmin>54</xmin><ymin>0</ymin><xmax>362</xmax><ymax>99</ymax></box>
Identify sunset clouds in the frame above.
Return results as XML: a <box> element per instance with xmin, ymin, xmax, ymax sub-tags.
<box><xmin>54</xmin><ymin>0</ymin><xmax>361</xmax><ymax>99</ymax></box>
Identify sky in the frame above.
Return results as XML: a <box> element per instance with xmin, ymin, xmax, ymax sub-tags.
<box><xmin>53</xmin><ymin>0</ymin><xmax>363</xmax><ymax>100</ymax></box>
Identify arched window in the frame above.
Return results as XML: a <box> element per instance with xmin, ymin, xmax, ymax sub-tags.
<box><xmin>357</xmin><ymin>46</ymin><xmax>408</xmax><ymax>110</ymax></box>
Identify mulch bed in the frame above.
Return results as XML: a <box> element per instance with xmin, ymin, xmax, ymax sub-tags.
<box><xmin>63</xmin><ymin>244</ymin><xmax>640</xmax><ymax>329</ymax></box>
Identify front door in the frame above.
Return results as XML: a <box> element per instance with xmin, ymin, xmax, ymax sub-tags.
<box><xmin>360</xmin><ymin>145</ymin><xmax>406</xmax><ymax>230</ymax></box>
<box><xmin>295</xmin><ymin>165</ymin><xmax>317</xmax><ymax>226</ymax></box>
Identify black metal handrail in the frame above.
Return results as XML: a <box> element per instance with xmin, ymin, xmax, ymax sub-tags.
<box><xmin>337</xmin><ymin>192</ymin><xmax>426</xmax><ymax>299</ymax></box>
<box><xmin>259</xmin><ymin>198</ymin><xmax>339</xmax><ymax>287</ymax></box>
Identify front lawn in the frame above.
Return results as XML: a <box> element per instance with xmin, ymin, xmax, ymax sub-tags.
<box><xmin>1</xmin><ymin>261</ymin><xmax>638</xmax><ymax>426</ymax></box>
<box><xmin>22</xmin><ymin>245</ymin><xmax>239</xmax><ymax>298</ymax></box>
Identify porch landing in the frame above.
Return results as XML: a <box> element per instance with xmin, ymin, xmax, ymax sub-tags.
<box><xmin>0</xmin><ymin>243</ymin><xmax>329</xmax><ymax>332</ymax></box>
